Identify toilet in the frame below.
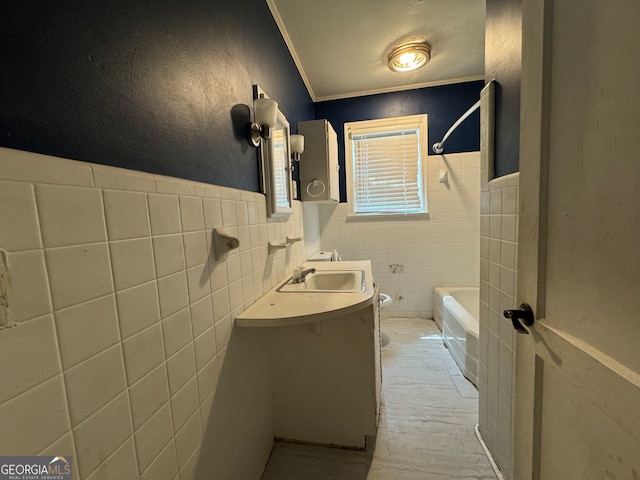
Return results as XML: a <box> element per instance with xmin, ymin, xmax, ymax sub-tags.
<box><xmin>307</xmin><ymin>250</ymin><xmax>339</xmax><ymax>262</ymax></box>
<box><xmin>379</xmin><ymin>293</ymin><xmax>392</xmax><ymax>307</ymax></box>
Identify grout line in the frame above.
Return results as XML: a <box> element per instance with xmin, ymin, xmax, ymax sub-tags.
<box><xmin>96</xmin><ymin>188</ymin><xmax>140</xmax><ymax>478</ymax></box>
<box><xmin>31</xmin><ymin>179</ymin><xmax>80</xmax><ymax>465</ymax></box>
<box><xmin>475</xmin><ymin>424</ymin><xmax>504</xmax><ymax>480</ymax></box>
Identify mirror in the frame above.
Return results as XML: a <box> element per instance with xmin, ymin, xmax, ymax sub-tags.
<box><xmin>255</xmin><ymin>86</ymin><xmax>292</xmax><ymax>218</ymax></box>
<box><xmin>267</xmin><ymin>110</ymin><xmax>292</xmax><ymax>216</ymax></box>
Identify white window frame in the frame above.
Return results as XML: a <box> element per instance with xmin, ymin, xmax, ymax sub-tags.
<box><xmin>344</xmin><ymin>114</ymin><xmax>428</xmax><ymax>217</ymax></box>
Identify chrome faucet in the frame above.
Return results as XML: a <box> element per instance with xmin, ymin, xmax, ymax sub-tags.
<box><xmin>291</xmin><ymin>266</ymin><xmax>316</xmax><ymax>284</ymax></box>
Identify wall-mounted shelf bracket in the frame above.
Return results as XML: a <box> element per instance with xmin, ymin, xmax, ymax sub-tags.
<box><xmin>268</xmin><ymin>241</ymin><xmax>288</xmax><ymax>254</ymax></box>
<box><xmin>213</xmin><ymin>227</ymin><xmax>240</xmax><ymax>261</ymax></box>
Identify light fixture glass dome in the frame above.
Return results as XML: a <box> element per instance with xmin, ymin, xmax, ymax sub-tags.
<box><xmin>254</xmin><ymin>97</ymin><xmax>278</xmax><ymax>128</ymax></box>
<box><xmin>290</xmin><ymin>134</ymin><xmax>304</xmax><ymax>154</ymax></box>
<box><xmin>388</xmin><ymin>41</ymin><xmax>431</xmax><ymax>73</ymax></box>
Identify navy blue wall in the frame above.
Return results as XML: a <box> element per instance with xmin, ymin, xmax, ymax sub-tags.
<box><xmin>486</xmin><ymin>0</ymin><xmax>522</xmax><ymax>176</ymax></box>
<box><xmin>0</xmin><ymin>0</ymin><xmax>313</xmax><ymax>192</ymax></box>
<box><xmin>313</xmin><ymin>81</ymin><xmax>484</xmax><ymax>202</ymax></box>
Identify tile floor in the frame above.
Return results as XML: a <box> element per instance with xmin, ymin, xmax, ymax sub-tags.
<box><xmin>261</xmin><ymin>317</ymin><xmax>497</xmax><ymax>480</ymax></box>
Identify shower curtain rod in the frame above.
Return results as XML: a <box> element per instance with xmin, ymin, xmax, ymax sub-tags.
<box><xmin>432</xmin><ymin>99</ymin><xmax>481</xmax><ymax>154</ymax></box>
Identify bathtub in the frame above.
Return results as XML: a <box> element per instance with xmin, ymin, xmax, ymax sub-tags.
<box><xmin>434</xmin><ymin>287</ymin><xmax>479</xmax><ymax>387</ymax></box>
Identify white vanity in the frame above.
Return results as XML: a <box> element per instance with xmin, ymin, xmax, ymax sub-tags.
<box><xmin>236</xmin><ymin>260</ymin><xmax>381</xmax><ymax>449</ymax></box>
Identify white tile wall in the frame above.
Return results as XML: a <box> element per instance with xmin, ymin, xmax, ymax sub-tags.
<box><xmin>5</xmin><ymin>249</ymin><xmax>51</xmax><ymax>321</ymax></box>
<box><xmin>116</xmin><ymin>282</ymin><xmax>161</xmax><ymax>339</ymax></box>
<box><xmin>0</xmin><ymin>180</ymin><xmax>42</xmax><ymax>250</ymax></box>
<box><xmin>56</xmin><ymin>296</ymin><xmax>121</xmax><ymax>369</ymax></box>
<box><xmin>64</xmin><ymin>344</ymin><xmax>127</xmax><ymax>426</ymax></box>
<box><xmin>140</xmin><ymin>440</ymin><xmax>178</xmax><ymax>480</ymax></box>
<box><xmin>0</xmin><ymin>375</ymin><xmax>71</xmax><ymax>454</ymax></box>
<box><xmin>0</xmin><ymin>315</ymin><xmax>60</xmax><ymax>404</ymax></box>
<box><xmin>84</xmin><ymin>438</ymin><xmax>138</xmax><ymax>480</ymax></box>
<box><xmin>46</xmin><ymin>243</ymin><xmax>114</xmax><ymax>310</ymax></box>
<box><xmin>318</xmin><ymin>151</ymin><xmax>480</xmax><ymax>317</ymax></box>
<box><xmin>103</xmin><ymin>189</ymin><xmax>152</xmax><ymax>241</ymax></box>
<box><xmin>73</xmin><ymin>392</ymin><xmax>133</xmax><ymax>478</ymax></box>
<box><xmin>0</xmin><ymin>147</ymin><xmax>305</xmax><ymax>480</ymax></box>
<box><xmin>478</xmin><ymin>171</ymin><xmax>519</xmax><ymax>480</ymax></box>
<box><xmin>129</xmin><ymin>364</ymin><xmax>170</xmax><ymax>430</ymax></box>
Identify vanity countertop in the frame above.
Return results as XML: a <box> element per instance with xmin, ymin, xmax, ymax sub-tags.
<box><xmin>235</xmin><ymin>260</ymin><xmax>375</xmax><ymax>327</ymax></box>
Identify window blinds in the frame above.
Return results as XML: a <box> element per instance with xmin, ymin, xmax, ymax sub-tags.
<box><xmin>351</xmin><ymin>128</ymin><xmax>423</xmax><ymax>214</ymax></box>
<box><xmin>272</xmin><ymin>141</ymin><xmax>289</xmax><ymax>209</ymax></box>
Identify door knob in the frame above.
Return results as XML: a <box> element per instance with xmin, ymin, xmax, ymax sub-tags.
<box><xmin>503</xmin><ymin>304</ymin><xmax>534</xmax><ymax>334</ymax></box>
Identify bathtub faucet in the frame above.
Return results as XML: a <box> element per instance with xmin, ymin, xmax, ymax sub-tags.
<box><xmin>292</xmin><ymin>267</ymin><xmax>316</xmax><ymax>284</ymax></box>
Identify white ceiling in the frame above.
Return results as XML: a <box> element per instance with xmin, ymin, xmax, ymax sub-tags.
<box><xmin>267</xmin><ymin>0</ymin><xmax>486</xmax><ymax>102</ymax></box>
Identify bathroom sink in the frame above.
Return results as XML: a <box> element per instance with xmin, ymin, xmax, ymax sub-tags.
<box><xmin>236</xmin><ymin>260</ymin><xmax>374</xmax><ymax>327</ymax></box>
<box><xmin>278</xmin><ymin>270</ymin><xmax>365</xmax><ymax>293</ymax></box>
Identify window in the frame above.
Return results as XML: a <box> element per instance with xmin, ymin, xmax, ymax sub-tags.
<box><xmin>345</xmin><ymin>114</ymin><xmax>428</xmax><ymax>216</ymax></box>
<box><xmin>271</xmin><ymin>125</ymin><xmax>291</xmax><ymax>212</ymax></box>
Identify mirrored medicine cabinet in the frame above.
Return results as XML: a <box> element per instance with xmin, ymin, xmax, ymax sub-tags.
<box><xmin>254</xmin><ymin>85</ymin><xmax>292</xmax><ymax>218</ymax></box>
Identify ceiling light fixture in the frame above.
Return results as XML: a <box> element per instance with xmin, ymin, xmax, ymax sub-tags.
<box><xmin>387</xmin><ymin>40</ymin><xmax>431</xmax><ymax>73</ymax></box>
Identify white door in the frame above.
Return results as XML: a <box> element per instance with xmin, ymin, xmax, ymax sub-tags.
<box><xmin>515</xmin><ymin>0</ymin><xmax>640</xmax><ymax>478</ymax></box>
